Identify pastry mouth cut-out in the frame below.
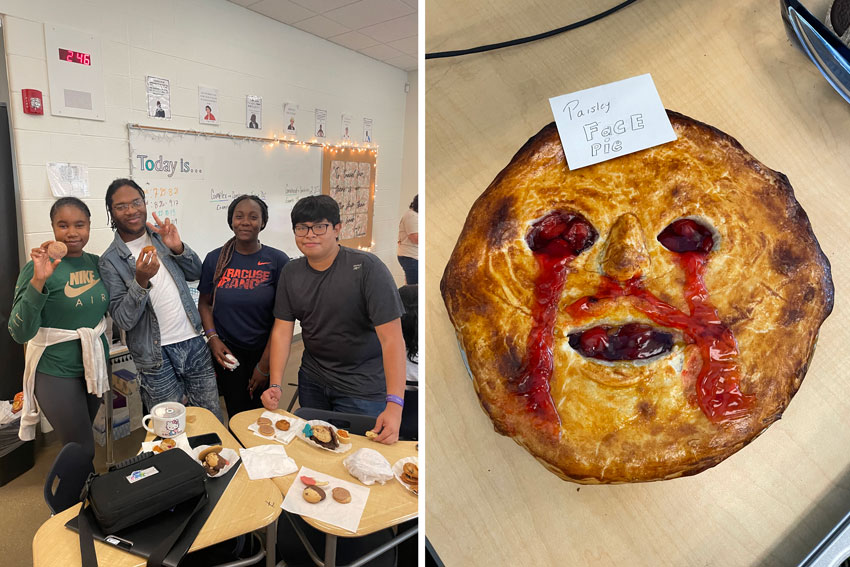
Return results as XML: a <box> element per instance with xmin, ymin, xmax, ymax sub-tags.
<box><xmin>568</xmin><ymin>323</ymin><xmax>674</xmax><ymax>362</ymax></box>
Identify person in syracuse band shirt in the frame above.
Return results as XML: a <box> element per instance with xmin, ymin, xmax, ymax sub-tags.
<box><xmin>260</xmin><ymin>195</ymin><xmax>407</xmax><ymax>444</ymax></box>
<box><xmin>9</xmin><ymin>197</ymin><xmax>110</xmax><ymax>464</ymax></box>
<box><xmin>198</xmin><ymin>195</ymin><xmax>289</xmax><ymax>416</ymax></box>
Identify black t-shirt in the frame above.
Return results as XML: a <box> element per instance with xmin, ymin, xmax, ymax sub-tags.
<box><xmin>274</xmin><ymin>246</ymin><xmax>404</xmax><ymax>400</ymax></box>
<box><xmin>199</xmin><ymin>245</ymin><xmax>289</xmax><ymax>350</ymax></box>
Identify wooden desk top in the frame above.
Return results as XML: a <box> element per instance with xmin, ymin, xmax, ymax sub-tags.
<box><xmin>426</xmin><ymin>1</ymin><xmax>850</xmax><ymax>566</ymax></box>
<box><xmin>33</xmin><ymin>407</ymin><xmax>282</xmax><ymax>567</ymax></box>
<box><xmin>229</xmin><ymin>409</ymin><xmax>418</xmax><ymax>538</ymax></box>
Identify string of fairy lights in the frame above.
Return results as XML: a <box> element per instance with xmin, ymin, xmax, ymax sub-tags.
<box><xmin>128</xmin><ymin>124</ymin><xmax>379</xmax><ymax>252</ymax></box>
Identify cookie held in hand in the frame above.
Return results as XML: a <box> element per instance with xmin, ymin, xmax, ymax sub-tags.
<box><xmin>47</xmin><ymin>241</ymin><xmax>67</xmax><ymax>260</ymax></box>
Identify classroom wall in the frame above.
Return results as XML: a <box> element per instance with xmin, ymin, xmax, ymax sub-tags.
<box><xmin>397</xmin><ymin>69</ymin><xmax>418</xmax><ymax>276</ymax></box>
<box><xmin>0</xmin><ymin>0</ymin><xmax>413</xmax><ymax>279</ymax></box>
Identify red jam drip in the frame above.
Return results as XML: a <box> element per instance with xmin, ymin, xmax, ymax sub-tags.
<box><xmin>568</xmin><ymin>323</ymin><xmax>674</xmax><ymax>361</ymax></box>
<box><xmin>567</xmin><ymin>252</ymin><xmax>754</xmax><ymax>423</ymax></box>
<box><xmin>510</xmin><ymin>212</ymin><xmax>597</xmax><ymax>437</ymax></box>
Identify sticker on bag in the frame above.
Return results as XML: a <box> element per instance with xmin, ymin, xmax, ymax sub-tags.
<box><xmin>126</xmin><ymin>466</ymin><xmax>159</xmax><ymax>483</ymax></box>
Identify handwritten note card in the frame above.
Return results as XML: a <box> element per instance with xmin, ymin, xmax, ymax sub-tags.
<box><xmin>549</xmin><ymin>74</ymin><xmax>676</xmax><ymax>170</ymax></box>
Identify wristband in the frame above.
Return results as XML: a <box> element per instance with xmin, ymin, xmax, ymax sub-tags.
<box><xmin>204</xmin><ymin>328</ymin><xmax>217</xmax><ymax>337</ymax></box>
<box><xmin>255</xmin><ymin>364</ymin><xmax>270</xmax><ymax>377</ymax></box>
<box><xmin>269</xmin><ymin>384</ymin><xmax>281</xmax><ymax>390</ymax></box>
<box><xmin>386</xmin><ymin>394</ymin><xmax>404</xmax><ymax>408</ymax></box>
<box><xmin>205</xmin><ymin>333</ymin><xmax>219</xmax><ymax>341</ymax></box>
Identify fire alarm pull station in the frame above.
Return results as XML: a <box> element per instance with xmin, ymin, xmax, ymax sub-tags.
<box><xmin>22</xmin><ymin>89</ymin><xmax>44</xmax><ymax>115</ymax></box>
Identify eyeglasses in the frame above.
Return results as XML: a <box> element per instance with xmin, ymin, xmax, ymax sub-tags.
<box><xmin>113</xmin><ymin>198</ymin><xmax>146</xmax><ymax>213</ymax></box>
<box><xmin>780</xmin><ymin>0</ymin><xmax>850</xmax><ymax>103</ymax></box>
<box><xmin>294</xmin><ymin>223</ymin><xmax>331</xmax><ymax>237</ymax></box>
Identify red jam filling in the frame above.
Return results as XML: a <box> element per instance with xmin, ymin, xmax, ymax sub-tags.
<box><xmin>567</xmin><ymin>222</ymin><xmax>753</xmax><ymax>423</ymax></box>
<box><xmin>514</xmin><ymin>215</ymin><xmax>752</xmax><ymax>437</ymax></box>
<box><xmin>657</xmin><ymin>218</ymin><xmax>714</xmax><ymax>253</ymax></box>
<box><xmin>508</xmin><ymin>212</ymin><xmax>597</xmax><ymax>436</ymax></box>
<box><xmin>568</xmin><ymin>323</ymin><xmax>674</xmax><ymax>361</ymax></box>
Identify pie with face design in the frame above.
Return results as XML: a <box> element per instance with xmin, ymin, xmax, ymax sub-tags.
<box><xmin>441</xmin><ymin>111</ymin><xmax>834</xmax><ymax>483</ymax></box>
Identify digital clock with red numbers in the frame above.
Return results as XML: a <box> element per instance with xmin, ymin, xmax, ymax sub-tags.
<box><xmin>58</xmin><ymin>48</ymin><xmax>91</xmax><ymax>66</ymax></box>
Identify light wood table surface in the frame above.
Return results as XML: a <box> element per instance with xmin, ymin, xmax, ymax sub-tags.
<box><xmin>229</xmin><ymin>408</ymin><xmax>418</xmax><ymax>538</ymax></box>
<box><xmin>426</xmin><ymin>1</ymin><xmax>850</xmax><ymax>566</ymax></box>
<box><xmin>33</xmin><ymin>407</ymin><xmax>282</xmax><ymax>567</ymax></box>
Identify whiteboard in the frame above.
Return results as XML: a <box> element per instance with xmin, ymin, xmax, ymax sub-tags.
<box><xmin>128</xmin><ymin>126</ymin><xmax>322</xmax><ymax>263</ymax></box>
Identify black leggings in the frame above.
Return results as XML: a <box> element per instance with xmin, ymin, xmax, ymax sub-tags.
<box><xmin>34</xmin><ymin>371</ymin><xmax>101</xmax><ymax>462</ymax></box>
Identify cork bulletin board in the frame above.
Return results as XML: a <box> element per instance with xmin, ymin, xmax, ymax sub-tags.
<box><xmin>322</xmin><ymin>146</ymin><xmax>377</xmax><ymax>249</ymax></box>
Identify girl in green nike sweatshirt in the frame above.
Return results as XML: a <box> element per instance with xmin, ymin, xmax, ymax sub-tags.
<box><xmin>9</xmin><ymin>197</ymin><xmax>110</xmax><ymax>462</ymax></box>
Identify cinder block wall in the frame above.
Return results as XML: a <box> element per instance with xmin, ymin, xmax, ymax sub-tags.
<box><xmin>1</xmin><ymin>0</ymin><xmax>415</xmax><ymax>284</ymax></box>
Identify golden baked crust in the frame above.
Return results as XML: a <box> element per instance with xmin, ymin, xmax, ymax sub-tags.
<box><xmin>441</xmin><ymin>111</ymin><xmax>834</xmax><ymax>483</ymax></box>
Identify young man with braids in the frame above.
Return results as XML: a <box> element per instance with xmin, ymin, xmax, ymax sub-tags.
<box><xmin>197</xmin><ymin>195</ymin><xmax>288</xmax><ymax>416</ymax></box>
<box><xmin>260</xmin><ymin>195</ymin><xmax>407</xmax><ymax>444</ymax></box>
<box><xmin>99</xmin><ymin>179</ymin><xmax>223</xmax><ymax>421</ymax></box>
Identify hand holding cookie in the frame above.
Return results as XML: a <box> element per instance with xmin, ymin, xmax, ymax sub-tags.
<box><xmin>30</xmin><ymin>241</ymin><xmax>63</xmax><ymax>289</ymax></box>
<box><xmin>135</xmin><ymin>245</ymin><xmax>160</xmax><ymax>287</ymax></box>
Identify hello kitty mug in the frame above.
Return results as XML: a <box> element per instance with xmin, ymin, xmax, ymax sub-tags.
<box><xmin>142</xmin><ymin>402</ymin><xmax>186</xmax><ymax>438</ymax></box>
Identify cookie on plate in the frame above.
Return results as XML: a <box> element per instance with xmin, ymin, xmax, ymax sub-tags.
<box><xmin>303</xmin><ymin>485</ymin><xmax>326</xmax><ymax>504</ymax></box>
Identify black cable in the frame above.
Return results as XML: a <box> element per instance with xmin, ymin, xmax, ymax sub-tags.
<box><xmin>425</xmin><ymin>0</ymin><xmax>642</xmax><ymax>60</ymax></box>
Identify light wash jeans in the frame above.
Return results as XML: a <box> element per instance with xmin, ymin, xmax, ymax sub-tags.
<box><xmin>138</xmin><ymin>335</ymin><xmax>223</xmax><ymax>422</ymax></box>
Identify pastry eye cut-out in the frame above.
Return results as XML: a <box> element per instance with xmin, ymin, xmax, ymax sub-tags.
<box><xmin>568</xmin><ymin>323</ymin><xmax>674</xmax><ymax>361</ymax></box>
<box><xmin>657</xmin><ymin>218</ymin><xmax>715</xmax><ymax>253</ymax></box>
<box><xmin>526</xmin><ymin>211</ymin><xmax>598</xmax><ymax>257</ymax></box>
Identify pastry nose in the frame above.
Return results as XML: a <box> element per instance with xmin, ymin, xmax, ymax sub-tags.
<box><xmin>601</xmin><ymin>213</ymin><xmax>650</xmax><ymax>281</ymax></box>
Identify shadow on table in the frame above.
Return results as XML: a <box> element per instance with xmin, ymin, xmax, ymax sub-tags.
<box><xmin>758</xmin><ymin>460</ymin><xmax>850</xmax><ymax>566</ymax></box>
<box><xmin>276</xmin><ymin>516</ymin><xmax>418</xmax><ymax>567</ymax></box>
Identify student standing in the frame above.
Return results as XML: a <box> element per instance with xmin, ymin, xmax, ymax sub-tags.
<box><xmin>198</xmin><ymin>195</ymin><xmax>288</xmax><ymax>417</ymax></box>
<box><xmin>260</xmin><ymin>195</ymin><xmax>406</xmax><ymax>444</ymax></box>
<box><xmin>99</xmin><ymin>179</ymin><xmax>222</xmax><ymax>420</ymax></box>
<box><xmin>9</xmin><ymin>197</ymin><xmax>110</xmax><ymax>461</ymax></box>
<box><xmin>397</xmin><ymin>195</ymin><xmax>418</xmax><ymax>284</ymax></box>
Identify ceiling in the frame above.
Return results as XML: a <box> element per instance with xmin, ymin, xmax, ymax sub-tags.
<box><xmin>228</xmin><ymin>0</ymin><xmax>417</xmax><ymax>72</ymax></box>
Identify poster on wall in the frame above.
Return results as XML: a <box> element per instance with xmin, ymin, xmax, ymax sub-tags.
<box><xmin>246</xmin><ymin>95</ymin><xmax>262</xmax><ymax>129</ymax></box>
<box><xmin>363</xmin><ymin>118</ymin><xmax>373</xmax><ymax>143</ymax></box>
<box><xmin>199</xmin><ymin>86</ymin><xmax>219</xmax><ymax>125</ymax></box>
<box><xmin>322</xmin><ymin>146</ymin><xmax>377</xmax><ymax>249</ymax></box>
<box><xmin>47</xmin><ymin>162</ymin><xmax>89</xmax><ymax>197</ymax></box>
<box><xmin>284</xmin><ymin>103</ymin><xmax>298</xmax><ymax>135</ymax></box>
<box><xmin>146</xmin><ymin>76</ymin><xmax>171</xmax><ymax>119</ymax></box>
<box><xmin>341</xmin><ymin>114</ymin><xmax>352</xmax><ymax>141</ymax></box>
<box><xmin>315</xmin><ymin>108</ymin><xmax>327</xmax><ymax>138</ymax></box>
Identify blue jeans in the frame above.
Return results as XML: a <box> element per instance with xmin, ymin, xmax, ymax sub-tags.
<box><xmin>297</xmin><ymin>368</ymin><xmax>386</xmax><ymax>418</ymax></box>
<box><xmin>138</xmin><ymin>336</ymin><xmax>223</xmax><ymax>422</ymax></box>
<box><xmin>397</xmin><ymin>256</ymin><xmax>418</xmax><ymax>285</ymax></box>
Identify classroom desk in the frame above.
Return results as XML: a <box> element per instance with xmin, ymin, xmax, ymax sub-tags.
<box><xmin>32</xmin><ymin>407</ymin><xmax>282</xmax><ymax>567</ymax></box>
<box><xmin>229</xmin><ymin>409</ymin><xmax>418</xmax><ymax>566</ymax></box>
<box><xmin>426</xmin><ymin>1</ymin><xmax>850</xmax><ymax>566</ymax></box>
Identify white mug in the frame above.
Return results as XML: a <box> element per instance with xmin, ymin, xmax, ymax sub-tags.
<box><xmin>142</xmin><ymin>402</ymin><xmax>186</xmax><ymax>438</ymax></box>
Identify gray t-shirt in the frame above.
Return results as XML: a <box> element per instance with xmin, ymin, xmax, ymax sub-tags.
<box><xmin>274</xmin><ymin>246</ymin><xmax>404</xmax><ymax>400</ymax></box>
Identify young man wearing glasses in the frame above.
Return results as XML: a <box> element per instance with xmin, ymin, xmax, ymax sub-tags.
<box><xmin>260</xmin><ymin>195</ymin><xmax>407</xmax><ymax>444</ymax></box>
<box><xmin>99</xmin><ymin>178</ymin><xmax>223</xmax><ymax>421</ymax></box>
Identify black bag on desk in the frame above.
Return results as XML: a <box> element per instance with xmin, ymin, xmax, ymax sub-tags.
<box><xmin>78</xmin><ymin>449</ymin><xmax>208</xmax><ymax>567</ymax></box>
